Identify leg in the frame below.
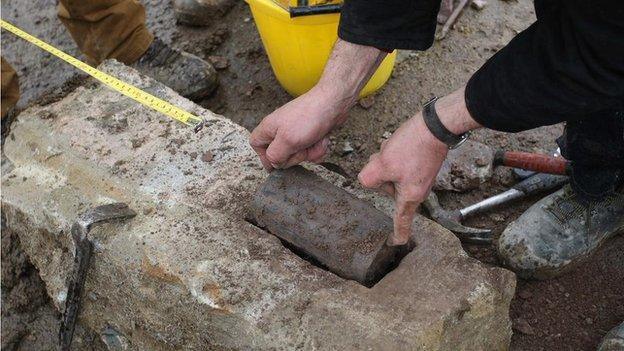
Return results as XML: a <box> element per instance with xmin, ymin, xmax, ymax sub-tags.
<box><xmin>1</xmin><ymin>57</ymin><xmax>20</xmax><ymax>119</ymax></box>
<box><xmin>58</xmin><ymin>0</ymin><xmax>217</xmax><ymax>99</ymax></box>
<box><xmin>558</xmin><ymin>110</ymin><xmax>624</xmax><ymax>199</ymax></box>
<box><xmin>57</xmin><ymin>0</ymin><xmax>153</xmax><ymax>65</ymax></box>
<box><xmin>497</xmin><ymin>111</ymin><xmax>624</xmax><ymax>280</ymax></box>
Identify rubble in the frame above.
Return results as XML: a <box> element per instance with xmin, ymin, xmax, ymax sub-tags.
<box><xmin>341</xmin><ymin>141</ymin><xmax>355</xmax><ymax>155</ymax></box>
<box><xmin>358</xmin><ymin>95</ymin><xmax>376</xmax><ymax>110</ymax></box>
<box><xmin>208</xmin><ymin>55</ymin><xmax>229</xmax><ymax>70</ymax></box>
<box><xmin>471</xmin><ymin>0</ymin><xmax>488</xmax><ymax>11</ymax></box>
<box><xmin>435</xmin><ymin>140</ymin><xmax>494</xmax><ymax>192</ymax></box>
<box><xmin>1</xmin><ymin>61</ymin><xmax>515</xmax><ymax>350</ymax></box>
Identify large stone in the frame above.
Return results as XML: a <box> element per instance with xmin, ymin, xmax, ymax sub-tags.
<box><xmin>1</xmin><ymin>61</ymin><xmax>515</xmax><ymax>350</ymax></box>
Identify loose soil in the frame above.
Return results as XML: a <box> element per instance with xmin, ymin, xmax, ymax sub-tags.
<box><xmin>1</xmin><ymin>0</ymin><xmax>622</xmax><ymax>350</ymax></box>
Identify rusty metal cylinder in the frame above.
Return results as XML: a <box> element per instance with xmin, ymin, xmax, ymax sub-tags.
<box><xmin>250</xmin><ymin>166</ymin><xmax>411</xmax><ymax>287</ymax></box>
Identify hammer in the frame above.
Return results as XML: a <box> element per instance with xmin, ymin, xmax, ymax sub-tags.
<box><xmin>493</xmin><ymin>150</ymin><xmax>569</xmax><ymax>175</ymax></box>
<box><xmin>423</xmin><ymin>173</ymin><xmax>569</xmax><ymax>244</ymax></box>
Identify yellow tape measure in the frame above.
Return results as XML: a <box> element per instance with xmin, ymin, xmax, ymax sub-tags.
<box><xmin>1</xmin><ymin>19</ymin><xmax>204</xmax><ymax>132</ymax></box>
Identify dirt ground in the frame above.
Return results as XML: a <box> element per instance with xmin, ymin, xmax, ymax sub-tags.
<box><xmin>1</xmin><ymin>0</ymin><xmax>622</xmax><ymax>350</ymax></box>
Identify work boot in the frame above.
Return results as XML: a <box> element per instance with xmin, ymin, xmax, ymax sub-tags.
<box><xmin>597</xmin><ymin>322</ymin><xmax>624</xmax><ymax>351</ymax></box>
<box><xmin>497</xmin><ymin>184</ymin><xmax>624</xmax><ymax>280</ymax></box>
<box><xmin>134</xmin><ymin>38</ymin><xmax>217</xmax><ymax>100</ymax></box>
<box><xmin>173</xmin><ymin>0</ymin><xmax>236</xmax><ymax>27</ymax></box>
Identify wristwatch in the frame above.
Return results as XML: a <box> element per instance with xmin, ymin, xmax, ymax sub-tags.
<box><xmin>422</xmin><ymin>97</ymin><xmax>470</xmax><ymax>149</ymax></box>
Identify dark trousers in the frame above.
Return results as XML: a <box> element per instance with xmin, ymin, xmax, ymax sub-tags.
<box><xmin>558</xmin><ymin>110</ymin><xmax>624</xmax><ymax>199</ymax></box>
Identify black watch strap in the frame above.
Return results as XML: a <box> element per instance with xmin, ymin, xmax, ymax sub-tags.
<box><xmin>422</xmin><ymin>97</ymin><xmax>469</xmax><ymax>149</ymax></box>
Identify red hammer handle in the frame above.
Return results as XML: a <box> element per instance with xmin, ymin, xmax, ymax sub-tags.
<box><xmin>494</xmin><ymin>151</ymin><xmax>569</xmax><ymax>175</ymax></box>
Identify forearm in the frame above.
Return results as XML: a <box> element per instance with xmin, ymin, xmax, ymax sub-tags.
<box><xmin>314</xmin><ymin>39</ymin><xmax>387</xmax><ymax>117</ymax></box>
<box><xmin>435</xmin><ymin>86</ymin><xmax>482</xmax><ymax>135</ymax></box>
<box><xmin>465</xmin><ymin>1</ymin><xmax>624</xmax><ymax>132</ymax></box>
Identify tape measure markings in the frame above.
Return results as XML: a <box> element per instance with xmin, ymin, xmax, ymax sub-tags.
<box><xmin>0</xmin><ymin>19</ymin><xmax>203</xmax><ymax>130</ymax></box>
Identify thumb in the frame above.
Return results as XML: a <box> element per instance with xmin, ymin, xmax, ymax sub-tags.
<box><xmin>265</xmin><ymin>132</ymin><xmax>295</xmax><ymax>168</ymax></box>
<box><xmin>358</xmin><ymin>153</ymin><xmax>387</xmax><ymax>189</ymax></box>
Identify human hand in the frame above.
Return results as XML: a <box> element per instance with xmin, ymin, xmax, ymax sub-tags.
<box><xmin>358</xmin><ymin>115</ymin><xmax>448</xmax><ymax>245</ymax></box>
<box><xmin>249</xmin><ymin>39</ymin><xmax>387</xmax><ymax>171</ymax></box>
<box><xmin>249</xmin><ymin>86</ymin><xmax>348</xmax><ymax>171</ymax></box>
<box><xmin>358</xmin><ymin>87</ymin><xmax>481</xmax><ymax>245</ymax></box>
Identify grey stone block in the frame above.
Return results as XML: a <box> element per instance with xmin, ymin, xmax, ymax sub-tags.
<box><xmin>1</xmin><ymin>60</ymin><xmax>515</xmax><ymax>350</ymax></box>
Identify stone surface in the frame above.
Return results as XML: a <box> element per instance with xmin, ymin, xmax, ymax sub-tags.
<box><xmin>1</xmin><ymin>61</ymin><xmax>515</xmax><ymax>350</ymax></box>
<box><xmin>435</xmin><ymin>140</ymin><xmax>494</xmax><ymax>192</ymax></box>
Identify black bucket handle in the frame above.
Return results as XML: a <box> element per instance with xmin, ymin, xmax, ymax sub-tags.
<box><xmin>290</xmin><ymin>1</ymin><xmax>342</xmax><ymax>17</ymax></box>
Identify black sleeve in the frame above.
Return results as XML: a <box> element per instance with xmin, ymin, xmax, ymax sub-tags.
<box><xmin>465</xmin><ymin>0</ymin><xmax>624</xmax><ymax>132</ymax></box>
<box><xmin>338</xmin><ymin>0</ymin><xmax>440</xmax><ymax>50</ymax></box>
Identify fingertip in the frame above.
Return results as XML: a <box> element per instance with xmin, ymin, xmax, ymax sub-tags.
<box><xmin>357</xmin><ymin>170</ymin><xmax>372</xmax><ymax>188</ymax></box>
<box><xmin>265</xmin><ymin>144</ymin><xmax>285</xmax><ymax>166</ymax></box>
<box><xmin>386</xmin><ymin>231</ymin><xmax>409</xmax><ymax>246</ymax></box>
<box><xmin>390</xmin><ymin>220</ymin><xmax>411</xmax><ymax>246</ymax></box>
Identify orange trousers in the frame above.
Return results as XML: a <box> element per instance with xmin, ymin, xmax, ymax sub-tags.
<box><xmin>1</xmin><ymin>0</ymin><xmax>153</xmax><ymax>119</ymax></box>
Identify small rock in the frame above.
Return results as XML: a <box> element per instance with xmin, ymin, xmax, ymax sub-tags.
<box><xmin>244</xmin><ymin>84</ymin><xmax>260</xmax><ymax>97</ymax></box>
<box><xmin>489</xmin><ymin>213</ymin><xmax>505</xmax><ymax>223</ymax></box>
<box><xmin>352</xmin><ymin>141</ymin><xmax>363</xmax><ymax>151</ymax></box>
<box><xmin>201</xmin><ymin>151</ymin><xmax>214</xmax><ymax>162</ymax></box>
<box><xmin>101</xmin><ymin>327</ymin><xmax>129</xmax><ymax>350</ymax></box>
<box><xmin>341</xmin><ymin>141</ymin><xmax>354</xmax><ymax>156</ymax></box>
<box><xmin>382</xmin><ymin>131</ymin><xmax>392</xmax><ymax>139</ymax></box>
<box><xmin>434</xmin><ymin>140</ymin><xmax>494</xmax><ymax>192</ymax></box>
<box><xmin>471</xmin><ymin>0</ymin><xmax>487</xmax><ymax>10</ymax></box>
<box><xmin>359</xmin><ymin>96</ymin><xmax>375</xmax><ymax>110</ymax></box>
<box><xmin>513</xmin><ymin>318</ymin><xmax>535</xmax><ymax>335</ymax></box>
<box><xmin>585</xmin><ymin>317</ymin><xmax>593</xmax><ymax>325</ymax></box>
<box><xmin>208</xmin><ymin>55</ymin><xmax>229</xmax><ymax>70</ymax></box>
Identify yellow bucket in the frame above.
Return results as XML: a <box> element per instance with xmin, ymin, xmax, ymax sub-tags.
<box><xmin>245</xmin><ymin>0</ymin><xmax>396</xmax><ymax>97</ymax></box>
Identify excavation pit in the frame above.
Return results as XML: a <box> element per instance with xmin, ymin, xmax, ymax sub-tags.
<box><xmin>1</xmin><ymin>61</ymin><xmax>516</xmax><ymax>350</ymax></box>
